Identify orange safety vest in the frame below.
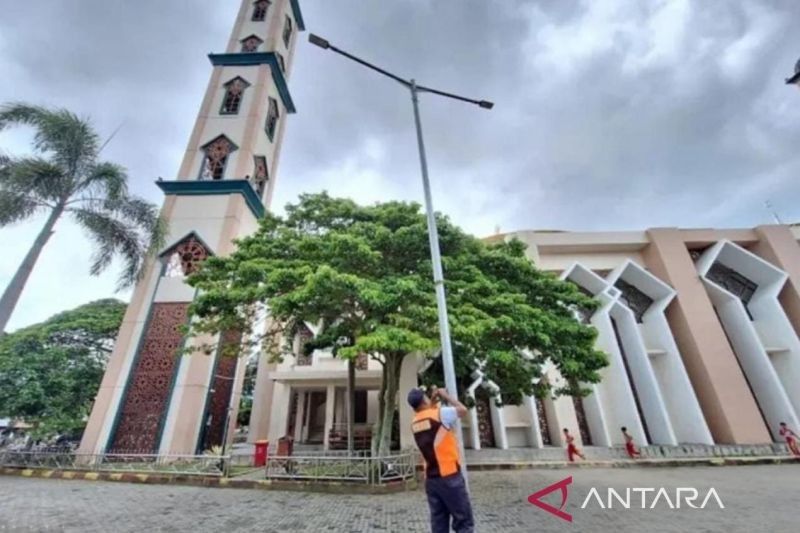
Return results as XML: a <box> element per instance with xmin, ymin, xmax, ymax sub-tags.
<box><xmin>412</xmin><ymin>406</ymin><xmax>460</xmax><ymax>478</ymax></box>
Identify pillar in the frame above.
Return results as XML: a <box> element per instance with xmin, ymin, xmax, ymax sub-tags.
<box><xmin>752</xmin><ymin>225</ymin><xmax>800</xmax><ymax>338</ymax></box>
<box><xmin>323</xmin><ymin>384</ymin><xmax>335</xmax><ymax>450</ymax></box>
<box><xmin>248</xmin><ymin>357</ymin><xmax>276</xmax><ymax>444</ymax></box>
<box><xmin>293</xmin><ymin>391</ymin><xmax>307</xmax><ymax>442</ymax></box>
<box><xmin>642</xmin><ymin>228</ymin><xmax>770</xmax><ymax>443</ymax></box>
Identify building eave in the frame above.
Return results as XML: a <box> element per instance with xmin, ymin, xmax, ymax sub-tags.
<box><xmin>156</xmin><ymin>179</ymin><xmax>265</xmax><ymax>219</ymax></box>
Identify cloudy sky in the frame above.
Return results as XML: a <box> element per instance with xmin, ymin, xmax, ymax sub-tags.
<box><xmin>2</xmin><ymin>0</ymin><xmax>800</xmax><ymax>331</ymax></box>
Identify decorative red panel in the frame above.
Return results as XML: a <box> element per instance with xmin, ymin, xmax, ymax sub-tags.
<box><xmin>572</xmin><ymin>396</ymin><xmax>593</xmax><ymax>446</ymax></box>
<box><xmin>109</xmin><ymin>302</ymin><xmax>189</xmax><ymax>453</ymax></box>
<box><xmin>536</xmin><ymin>397</ymin><xmax>551</xmax><ymax>445</ymax></box>
<box><xmin>475</xmin><ymin>388</ymin><xmax>496</xmax><ymax>448</ymax></box>
<box><xmin>199</xmin><ymin>330</ymin><xmax>241</xmax><ymax>452</ymax></box>
<box><xmin>295</xmin><ymin>324</ymin><xmax>313</xmax><ymax>366</ymax></box>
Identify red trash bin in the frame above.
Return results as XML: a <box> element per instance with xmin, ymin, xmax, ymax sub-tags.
<box><xmin>254</xmin><ymin>440</ymin><xmax>269</xmax><ymax>467</ymax></box>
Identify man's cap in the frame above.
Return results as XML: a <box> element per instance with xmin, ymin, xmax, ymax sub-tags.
<box><xmin>407</xmin><ymin>388</ymin><xmax>426</xmax><ymax>409</ymax></box>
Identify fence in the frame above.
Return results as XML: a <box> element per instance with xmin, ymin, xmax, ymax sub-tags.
<box><xmin>0</xmin><ymin>450</ymin><xmax>228</xmax><ymax>476</ymax></box>
<box><xmin>265</xmin><ymin>450</ymin><xmax>417</xmax><ymax>485</ymax></box>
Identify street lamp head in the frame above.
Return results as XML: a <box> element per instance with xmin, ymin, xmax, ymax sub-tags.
<box><xmin>786</xmin><ymin>57</ymin><xmax>800</xmax><ymax>88</ymax></box>
<box><xmin>478</xmin><ymin>100</ymin><xmax>495</xmax><ymax>110</ymax></box>
<box><xmin>308</xmin><ymin>33</ymin><xmax>330</xmax><ymax>50</ymax></box>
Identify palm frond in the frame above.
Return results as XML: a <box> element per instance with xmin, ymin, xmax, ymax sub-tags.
<box><xmin>78</xmin><ymin>161</ymin><xmax>129</xmax><ymax>201</ymax></box>
<box><xmin>0</xmin><ymin>103</ymin><xmax>99</xmax><ymax>181</ymax></box>
<box><xmin>0</xmin><ymin>156</ymin><xmax>66</xmax><ymax>203</ymax></box>
<box><xmin>0</xmin><ymin>190</ymin><xmax>42</xmax><ymax>226</ymax></box>
<box><xmin>105</xmin><ymin>195</ymin><xmax>166</xmax><ymax>238</ymax></box>
<box><xmin>70</xmin><ymin>207</ymin><xmax>150</xmax><ymax>290</ymax></box>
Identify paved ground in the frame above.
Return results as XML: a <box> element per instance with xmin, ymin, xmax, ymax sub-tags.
<box><xmin>0</xmin><ymin>465</ymin><xmax>797</xmax><ymax>532</ymax></box>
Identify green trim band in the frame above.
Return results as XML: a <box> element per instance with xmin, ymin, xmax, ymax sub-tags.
<box><xmin>290</xmin><ymin>0</ymin><xmax>306</xmax><ymax>31</ymax></box>
<box><xmin>156</xmin><ymin>179</ymin><xmax>265</xmax><ymax>219</ymax></box>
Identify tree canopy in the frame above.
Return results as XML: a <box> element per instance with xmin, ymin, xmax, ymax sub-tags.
<box><xmin>186</xmin><ymin>193</ymin><xmax>606</xmax><ymax>453</ymax></box>
<box><xmin>0</xmin><ymin>299</ymin><xmax>126</xmax><ymax>438</ymax></box>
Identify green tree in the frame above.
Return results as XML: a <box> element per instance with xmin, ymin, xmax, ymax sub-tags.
<box><xmin>0</xmin><ymin>299</ymin><xmax>126</xmax><ymax>438</ymax></box>
<box><xmin>186</xmin><ymin>193</ymin><xmax>606</xmax><ymax>455</ymax></box>
<box><xmin>0</xmin><ymin>103</ymin><xmax>166</xmax><ymax>334</ymax></box>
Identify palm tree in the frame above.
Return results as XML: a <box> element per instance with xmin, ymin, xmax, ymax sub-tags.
<box><xmin>0</xmin><ymin>103</ymin><xmax>166</xmax><ymax>334</ymax></box>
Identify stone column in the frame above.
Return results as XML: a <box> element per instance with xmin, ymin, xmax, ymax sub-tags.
<box><xmin>247</xmin><ymin>357</ymin><xmax>276</xmax><ymax>444</ymax></box>
<box><xmin>267</xmin><ymin>382</ymin><xmax>291</xmax><ymax>445</ymax></box>
<box><xmin>293</xmin><ymin>391</ymin><xmax>307</xmax><ymax>442</ymax></box>
<box><xmin>752</xmin><ymin>225</ymin><xmax>800</xmax><ymax>338</ymax></box>
<box><xmin>642</xmin><ymin>228</ymin><xmax>770</xmax><ymax>443</ymax></box>
<box><xmin>323</xmin><ymin>384</ymin><xmax>335</xmax><ymax>450</ymax></box>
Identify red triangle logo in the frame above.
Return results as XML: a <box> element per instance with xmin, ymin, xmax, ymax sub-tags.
<box><xmin>527</xmin><ymin>476</ymin><xmax>573</xmax><ymax>522</ymax></box>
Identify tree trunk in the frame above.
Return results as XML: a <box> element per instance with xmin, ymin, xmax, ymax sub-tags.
<box><xmin>0</xmin><ymin>204</ymin><xmax>65</xmax><ymax>334</ymax></box>
<box><xmin>373</xmin><ymin>353</ymin><xmax>403</xmax><ymax>457</ymax></box>
<box><xmin>346</xmin><ymin>358</ymin><xmax>355</xmax><ymax>454</ymax></box>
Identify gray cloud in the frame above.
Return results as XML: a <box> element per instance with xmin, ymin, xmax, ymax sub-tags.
<box><xmin>2</xmin><ymin>0</ymin><xmax>800</xmax><ymax>330</ymax></box>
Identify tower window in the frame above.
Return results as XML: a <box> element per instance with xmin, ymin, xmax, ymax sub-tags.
<box><xmin>276</xmin><ymin>52</ymin><xmax>286</xmax><ymax>73</ymax></box>
<box><xmin>164</xmin><ymin>235</ymin><xmax>210</xmax><ymax>277</ymax></box>
<box><xmin>614</xmin><ymin>279</ymin><xmax>654</xmax><ymax>323</ymax></box>
<box><xmin>252</xmin><ymin>156</ymin><xmax>269</xmax><ymax>196</ymax></box>
<box><xmin>220</xmin><ymin>77</ymin><xmax>250</xmax><ymax>115</ymax></box>
<box><xmin>283</xmin><ymin>15</ymin><xmax>293</xmax><ymax>47</ymax></box>
<box><xmin>265</xmin><ymin>97</ymin><xmax>279</xmax><ymax>141</ymax></box>
<box><xmin>252</xmin><ymin>0</ymin><xmax>270</xmax><ymax>21</ymax></box>
<box><xmin>199</xmin><ymin>135</ymin><xmax>237</xmax><ymax>180</ymax></box>
<box><xmin>241</xmin><ymin>35</ymin><xmax>263</xmax><ymax>53</ymax></box>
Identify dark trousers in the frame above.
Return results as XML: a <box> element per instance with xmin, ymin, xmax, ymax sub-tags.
<box><xmin>425</xmin><ymin>472</ymin><xmax>475</xmax><ymax>533</ymax></box>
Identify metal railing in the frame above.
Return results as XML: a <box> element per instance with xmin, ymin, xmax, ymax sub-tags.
<box><xmin>0</xmin><ymin>450</ymin><xmax>228</xmax><ymax>476</ymax></box>
<box><xmin>265</xmin><ymin>450</ymin><xmax>417</xmax><ymax>485</ymax></box>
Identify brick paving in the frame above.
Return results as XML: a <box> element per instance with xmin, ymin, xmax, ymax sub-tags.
<box><xmin>0</xmin><ymin>464</ymin><xmax>797</xmax><ymax>532</ymax></box>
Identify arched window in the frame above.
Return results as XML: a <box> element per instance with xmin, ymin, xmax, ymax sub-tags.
<box><xmin>282</xmin><ymin>15</ymin><xmax>293</xmax><ymax>47</ymax></box>
<box><xmin>252</xmin><ymin>156</ymin><xmax>268</xmax><ymax>196</ymax></box>
<box><xmin>220</xmin><ymin>77</ymin><xmax>250</xmax><ymax>115</ymax></box>
<box><xmin>163</xmin><ymin>235</ymin><xmax>210</xmax><ymax>277</ymax></box>
<box><xmin>199</xmin><ymin>135</ymin><xmax>237</xmax><ymax>180</ymax></box>
<box><xmin>241</xmin><ymin>35</ymin><xmax>263</xmax><ymax>53</ymax></box>
<box><xmin>265</xmin><ymin>97</ymin><xmax>279</xmax><ymax>142</ymax></box>
<box><xmin>252</xmin><ymin>0</ymin><xmax>270</xmax><ymax>21</ymax></box>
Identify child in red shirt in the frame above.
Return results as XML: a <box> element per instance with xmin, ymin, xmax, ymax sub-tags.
<box><xmin>779</xmin><ymin>422</ymin><xmax>800</xmax><ymax>457</ymax></box>
<box><xmin>563</xmin><ymin>428</ymin><xmax>585</xmax><ymax>462</ymax></box>
<box><xmin>621</xmin><ymin>426</ymin><xmax>641</xmax><ymax>458</ymax></box>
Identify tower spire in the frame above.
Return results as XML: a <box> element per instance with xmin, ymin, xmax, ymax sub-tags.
<box><xmin>79</xmin><ymin>0</ymin><xmax>305</xmax><ymax>456</ymax></box>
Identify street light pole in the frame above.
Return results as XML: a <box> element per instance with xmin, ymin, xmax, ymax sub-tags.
<box><xmin>409</xmin><ymin>79</ymin><xmax>466</xmax><ymax>475</ymax></box>
<box><xmin>309</xmin><ymin>34</ymin><xmax>493</xmax><ymax>480</ymax></box>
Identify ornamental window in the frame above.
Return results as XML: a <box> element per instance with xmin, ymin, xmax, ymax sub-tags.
<box><xmin>199</xmin><ymin>135</ymin><xmax>237</xmax><ymax>180</ymax></box>
<box><xmin>707</xmin><ymin>262</ymin><xmax>758</xmax><ymax>308</ymax></box>
<box><xmin>220</xmin><ymin>77</ymin><xmax>250</xmax><ymax>115</ymax></box>
<box><xmin>283</xmin><ymin>15</ymin><xmax>293</xmax><ymax>47</ymax></box>
<box><xmin>252</xmin><ymin>0</ymin><xmax>270</xmax><ymax>21</ymax></box>
<box><xmin>252</xmin><ymin>156</ymin><xmax>268</xmax><ymax>196</ymax></box>
<box><xmin>265</xmin><ymin>97</ymin><xmax>279</xmax><ymax>141</ymax></box>
<box><xmin>241</xmin><ymin>35</ymin><xmax>263</xmax><ymax>53</ymax></box>
<box><xmin>163</xmin><ymin>235</ymin><xmax>210</xmax><ymax>277</ymax></box>
<box><xmin>614</xmin><ymin>279</ymin><xmax>654</xmax><ymax>323</ymax></box>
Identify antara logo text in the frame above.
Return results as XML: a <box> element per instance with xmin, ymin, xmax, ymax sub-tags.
<box><xmin>528</xmin><ymin>476</ymin><xmax>725</xmax><ymax>523</ymax></box>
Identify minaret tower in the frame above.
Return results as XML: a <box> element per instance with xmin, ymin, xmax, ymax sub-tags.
<box><xmin>79</xmin><ymin>0</ymin><xmax>305</xmax><ymax>455</ymax></box>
